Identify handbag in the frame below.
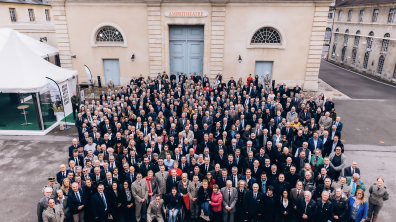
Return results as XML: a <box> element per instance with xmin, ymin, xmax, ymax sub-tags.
<box><xmin>108</xmin><ymin>213</ymin><xmax>113</xmax><ymax>220</ymax></box>
<box><xmin>200</xmin><ymin>209</ymin><xmax>210</xmax><ymax>221</ymax></box>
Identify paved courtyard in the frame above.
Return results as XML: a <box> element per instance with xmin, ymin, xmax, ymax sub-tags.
<box><xmin>0</xmin><ymin>60</ymin><xmax>395</xmax><ymax>221</ymax></box>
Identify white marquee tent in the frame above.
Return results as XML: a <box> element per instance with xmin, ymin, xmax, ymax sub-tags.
<box><xmin>0</xmin><ymin>30</ymin><xmax>78</xmax><ymax>135</ymax></box>
<box><xmin>0</xmin><ymin>28</ymin><xmax>58</xmax><ymax>58</ymax></box>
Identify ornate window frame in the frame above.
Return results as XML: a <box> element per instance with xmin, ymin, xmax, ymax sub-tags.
<box><xmin>91</xmin><ymin>22</ymin><xmax>127</xmax><ymax>47</ymax></box>
<box><xmin>246</xmin><ymin>24</ymin><xmax>286</xmax><ymax>49</ymax></box>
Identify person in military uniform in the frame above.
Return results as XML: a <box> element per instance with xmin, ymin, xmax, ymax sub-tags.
<box><xmin>43</xmin><ymin>176</ymin><xmax>61</xmax><ymax>198</ymax></box>
<box><xmin>42</xmin><ymin>198</ymin><xmax>65</xmax><ymax>222</ymax></box>
<box><xmin>38</xmin><ymin>187</ymin><xmax>54</xmax><ymax>222</ymax></box>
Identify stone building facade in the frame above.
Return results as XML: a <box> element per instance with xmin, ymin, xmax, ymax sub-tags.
<box><xmin>328</xmin><ymin>0</ymin><xmax>396</xmax><ymax>82</ymax></box>
<box><xmin>46</xmin><ymin>0</ymin><xmax>331</xmax><ymax>91</ymax></box>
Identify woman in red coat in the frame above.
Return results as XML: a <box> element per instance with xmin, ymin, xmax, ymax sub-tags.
<box><xmin>246</xmin><ymin>74</ymin><xmax>253</xmax><ymax>86</ymax></box>
<box><xmin>210</xmin><ymin>184</ymin><xmax>223</xmax><ymax>221</ymax></box>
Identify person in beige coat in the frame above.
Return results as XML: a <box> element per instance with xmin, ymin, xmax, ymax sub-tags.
<box><xmin>42</xmin><ymin>199</ymin><xmax>64</xmax><ymax>222</ymax></box>
<box><xmin>155</xmin><ymin>166</ymin><xmax>169</xmax><ymax>200</ymax></box>
<box><xmin>132</xmin><ymin>173</ymin><xmax>149</xmax><ymax>222</ymax></box>
<box><xmin>182</xmin><ymin>126</ymin><xmax>194</xmax><ymax>144</ymax></box>
<box><xmin>147</xmin><ymin>195</ymin><xmax>166</xmax><ymax>222</ymax></box>
<box><xmin>188</xmin><ymin>175</ymin><xmax>202</xmax><ymax>220</ymax></box>
<box><xmin>319</xmin><ymin>112</ymin><xmax>332</xmax><ymax>131</ymax></box>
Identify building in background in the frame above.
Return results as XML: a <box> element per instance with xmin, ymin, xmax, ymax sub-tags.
<box><xmin>47</xmin><ymin>0</ymin><xmax>331</xmax><ymax>91</ymax></box>
<box><xmin>328</xmin><ymin>0</ymin><xmax>396</xmax><ymax>82</ymax></box>
<box><xmin>0</xmin><ymin>0</ymin><xmax>59</xmax><ymax>64</ymax></box>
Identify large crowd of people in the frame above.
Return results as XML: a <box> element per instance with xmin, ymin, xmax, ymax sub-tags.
<box><xmin>38</xmin><ymin>72</ymin><xmax>389</xmax><ymax>222</ymax></box>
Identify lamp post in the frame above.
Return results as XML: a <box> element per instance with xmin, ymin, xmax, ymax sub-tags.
<box><xmin>238</xmin><ymin>55</ymin><xmax>242</xmax><ymax>63</ymax></box>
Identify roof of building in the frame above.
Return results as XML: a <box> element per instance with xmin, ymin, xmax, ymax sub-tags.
<box><xmin>0</xmin><ymin>0</ymin><xmax>50</xmax><ymax>5</ymax></box>
<box><xmin>336</xmin><ymin>0</ymin><xmax>396</xmax><ymax>7</ymax></box>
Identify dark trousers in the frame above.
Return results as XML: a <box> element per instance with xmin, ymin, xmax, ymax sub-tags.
<box><xmin>247</xmin><ymin>213</ymin><xmax>261</xmax><ymax>222</ymax></box>
<box><xmin>278</xmin><ymin>212</ymin><xmax>291</xmax><ymax>222</ymax></box>
<box><xmin>212</xmin><ymin>211</ymin><xmax>222</xmax><ymax>222</ymax></box>
<box><xmin>367</xmin><ymin>202</ymin><xmax>382</xmax><ymax>222</ymax></box>
<box><xmin>334</xmin><ymin>170</ymin><xmax>341</xmax><ymax>182</ymax></box>
<box><xmin>72</xmin><ymin>106</ymin><xmax>78</xmax><ymax>119</ymax></box>
<box><xmin>235</xmin><ymin>205</ymin><xmax>246</xmax><ymax>222</ymax></box>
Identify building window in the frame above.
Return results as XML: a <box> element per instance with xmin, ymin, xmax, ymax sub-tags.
<box><xmin>377</xmin><ymin>56</ymin><xmax>385</xmax><ymax>75</ymax></box>
<box><xmin>45</xmin><ymin>9</ymin><xmax>50</xmax><ymax>21</ymax></box>
<box><xmin>351</xmin><ymin>49</ymin><xmax>357</xmax><ymax>66</ymax></box>
<box><xmin>332</xmin><ymin>45</ymin><xmax>336</xmax><ymax>59</ymax></box>
<box><xmin>334</xmin><ymin>28</ymin><xmax>339</xmax><ymax>43</ymax></box>
<box><xmin>324</xmin><ymin>28</ymin><xmax>331</xmax><ymax>40</ymax></box>
<box><xmin>28</xmin><ymin>9</ymin><xmax>34</xmax><ymax>22</ymax></box>
<box><xmin>389</xmin><ymin>8</ymin><xmax>395</xmax><ymax>24</ymax></box>
<box><xmin>348</xmin><ymin>10</ymin><xmax>353</xmax><ymax>22</ymax></box>
<box><xmin>250</xmin><ymin>27</ymin><xmax>281</xmax><ymax>44</ymax></box>
<box><xmin>328</xmin><ymin>9</ymin><xmax>334</xmax><ymax>19</ymax></box>
<box><xmin>372</xmin><ymin>9</ymin><xmax>379</xmax><ymax>23</ymax></box>
<box><xmin>354</xmin><ymin>30</ymin><xmax>360</xmax><ymax>47</ymax></box>
<box><xmin>359</xmin><ymin>9</ymin><xmax>364</xmax><ymax>22</ymax></box>
<box><xmin>341</xmin><ymin>47</ymin><xmax>346</xmax><ymax>62</ymax></box>
<box><xmin>338</xmin><ymin>10</ymin><xmax>342</xmax><ymax>21</ymax></box>
<box><xmin>96</xmin><ymin>26</ymin><xmax>124</xmax><ymax>43</ymax></box>
<box><xmin>9</xmin><ymin>8</ymin><xmax>17</xmax><ymax>22</ymax></box>
<box><xmin>363</xmin><ymin>52</ymin><xmax>370</xmax><ymax>70</ymax></box>
<box><xmin>382</xmin><ymin>33</ymin><xmax>390</xmax><ymax>53</ymax></box>
<box><xmin>367</xmin><ymin>31</ymin><xmax>374</xmax><ymax>51</ymax></box>
<box><xmin>344</xmin><ymin>29</ymin><xmax>349</xmax><ymax>46</ymax></box>
<box><xmin>393</xmin><ymin>65</ymin><xmax>396</xmax><ymax>79</ymax></box>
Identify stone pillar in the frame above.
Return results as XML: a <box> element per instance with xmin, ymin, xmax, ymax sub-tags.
<box><xmin>210</xmin><ymin>5</ymin><xmax>226</xmax><ymax>80</ymax></box>
<box><xmin>48</xmin><ymin>0</ymin><xmax>73</xmax><ymax>69</ymax></box>
<box><xmin>146</xmin><ymin>2</ymin><xmax>163</xmax><ymax>78</ymax></box>
<box><xmin>303</xmin><ymin>3</ymin><xmax>330</xmax><ymax>91</ymax></box>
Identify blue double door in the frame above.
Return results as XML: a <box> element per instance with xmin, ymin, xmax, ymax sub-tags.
<box><xmin>255</xmin><ymin>61</ymin><xmax>273</xmax><ymax>81</ymax></box>
<box><xmin>169</xmin><ymin>25</ymin><xmax>204</xmax><ymax>77</ymax></box>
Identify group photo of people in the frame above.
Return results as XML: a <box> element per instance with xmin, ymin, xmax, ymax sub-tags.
<box><xmin>38</xmin><ymin>72</ymin><xmax>389</xmax><ymax>222</ymax></box>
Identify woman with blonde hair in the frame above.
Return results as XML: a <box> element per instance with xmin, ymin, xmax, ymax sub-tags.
<box><xmin>298</xmin><ymin>162</ymin><xmax>314</xmax><ymax>178</ymax></box>
<box><xmin>97</xmin><ymin>153</ymin><xmax>105</xmax><ymax>166</ymax></box>
<box><xmin>61</xmin><ymin>178</ymin><xmax>72</xmax><ymax>196</ymax></box>
<box><xmin>347</xmin><ymin>188</ymin><xmax>368</xmax><ymax>222</ymax></box>
<box><xmin>146</xmin><ymin>128</ymin><xmax>158</xmax><ymax>143</ymax></box>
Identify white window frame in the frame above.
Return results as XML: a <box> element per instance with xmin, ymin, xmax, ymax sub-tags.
<box><xmin>9</xmin><ymin>8</ymin><xmax>17</xmax><ymax>22</ymax></box>
<box><xmin>338</xmin><ymin>10</ymin><xmax>343</xmax><ymax>21</ymax></box>
<box><xmin>28</xmin><ymin>9</ymin><xmax>34</xmax><ymax>22</ymax></box>
<box><xmin>372</xmin><ymin>9</ymin><xmax>379</xmax><ymax>23</ymax></box>
<box><xmin>348</xmin><ymin>10</ymin><xmax>353</xmax><ymax>22</ymax></box>
<box><xmin>389</xmin><ymin>8</ymin><xmax>396</xmax><ymax>24</ymax></box>
<box><xmin>359</xmin><ymin>10</ymin><xmax>365</xmax><ymax>23</ymax></box>
<box><xmin>45</xmin><ymin>9</ymin><xmax>50</xmax><ymax>21</ymax></box>
<box><xmin>328</xmin><ymin>9</ymin><xmax>334</xmax><ymax>19</ymax></box>
<box><xmin>324</xmin><ymin>28</ymin><xmax>331</xmax><ymax>40</ymax></box>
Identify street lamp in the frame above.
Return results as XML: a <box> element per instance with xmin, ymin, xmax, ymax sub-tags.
<box><xmin>131</xmin><ymin>54</ymin><xmax>135</xmax><ymax>62</ymax></box>
<box><xmin>238</xmin><ymin>55</ymin><xmax>242</xmax><ymax>63</ymax></box>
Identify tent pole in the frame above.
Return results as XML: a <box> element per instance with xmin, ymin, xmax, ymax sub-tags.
<box><xmin>45</xmin><ymin>77</ymin><xmax>72</xmax><ymax>130</ymax></box>
<box><xmin>36</xmin><ymin>92</ymin><xmax>45</xmax><ymax>130</ymax></box>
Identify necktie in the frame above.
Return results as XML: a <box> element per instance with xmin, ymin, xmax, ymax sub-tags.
<box><xmin>341</xmin><ymin>185</ymin><xmax>344</xmax><ymax>189</ymax></box>
<box><xmin>108</xmin><ymin>180</ymin><xmax>111</xmax><ymax>185</ymax></box>
<box><xmin>75</xmin><ymin>192</ymin><xmax>81</xmax><ymax>203</ymax></box>
<box><xmin>101</xmin><ymin>193</ymin><xmax>107</xmax><ymax>210</ymax></box>
<box><xmin>146</xmin><ymin>164</ymin><xmax>148</xmax><ymax>170</ymax></box>
<box><xmin>162</xmin><ymin>173</ymin><xmax>164</xmax><ymax>177</ymax></box>
<box><xmin>229</xmin><ymin>190</ymin><xmax>231</xmax><ymax>201</ymax></box>
<box><xmin>224</xmin><ymin>178</ymin><xmax>226</xmax><ymax>183</ymax></box>
<box><xmin>254</xmin><ymin>193</ymin><xmax>257</xmax><ymax>200</ymax></box>
<box><xmin>52</xmin><ymin>208</ymin><xmax>55</xmax><ymax>213</ymax></box>
<box><xmin>297</xmin><ymin>190</ymin><xmax>300</xmax><ymax>196</ymax></box>
<box><xmin>173</xmin><ymin>178</ymin><xmax>176</xmax><ymax>183</ymax></box>
<box><xmin>206</xmin><ymin>166</ymin><xmax>208</xmax><ymax>172</ymax></box>
<box><xmin>195</xmin><ymin>183</ymin><xmax>197</xmax><ymax>188</ymax></box>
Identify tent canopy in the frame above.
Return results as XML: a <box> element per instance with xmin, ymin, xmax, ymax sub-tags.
<box><xmin>0</xmin><ymin>31</ymin><xmax>77</xmax><ymax>93</ymax></box>
<box><xmin>0</xmin><ymin>28</ymin><xmax>58</xmax><ymax>58</ymax></box>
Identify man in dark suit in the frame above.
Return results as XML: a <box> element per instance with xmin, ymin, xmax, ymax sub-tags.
<box><xmin>56</xmin><ymin>164</ymin><xmax>70</xmax><ymax>184</ymax></box>
<box><xmin>343</xmin><ymin>161</ymin><xmax>360</xmax><ymax>177</ymax></box>
<box><xmin>140</xmin><ymin>155</ymin><xmax>154</xmax><ymax>177</ymax></box>
<box><xmin>91</xmin><ymin>184</ymin><xmax>109</xmax><ymax>222</ymax></box>
<box><xmin>101</xmin><ymin>172</ymin><xmax>118</xmax><ymax>190</ymax></box>
<box><xmin>271</xmin><ymin>173</ymin><xmax>290</xmax><ymax>197</ymax></box>
<box><xmin>68</xmin><ymin>182</ymin><xmax>87</xmax><ymax>221</ymax></box>
<box><xmin>244</xmin><ymin>183</ymin><xmax>264</xmax><ymax>222</ymax></box>
<box><xmin>68</xmin><ymin>149</ymin><xmax>84</xmax><ymax>167</ymax></box>
<box><xmin>317</xmin><ymin>157</ymin><xmax>336</xmax><ymax>180</ymax></box>
<box><xmin>166</xmin><ymin>169</ymin><xmax>181</xmax><ymax>194</ymax></box>
<box><xmin>297</xmin><ymin>191</ymin><xmax>317</xmax><ymax>222</ymax></box>
<box><xmin>216</xmin><ymin>169</ymin><xmax>231</xmax><ymax>189</ymax></box>
<box><xmin>125</xmin><ymin>166</ymin><xmax>138</xmax><ymax>186</ymax></box>
<box><xmin>90</xmin><ymin>167</ymin><xmax>105</xmax><ymax>187</ymax></box>
<box><xmin>199</xmin><ymin>157</ymin><xmax>214</xmax><ymax>175</ymax></box>
<box><xmin>251</xmin><ymin>160</ymin><xmax>263</xmax><ymax>181</ymax></box>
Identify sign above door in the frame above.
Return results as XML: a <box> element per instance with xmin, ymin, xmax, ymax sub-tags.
<box><xmin>166</xmin><ymin>11</ymin><xmax>208</xmax><ymax>17</ymax></box>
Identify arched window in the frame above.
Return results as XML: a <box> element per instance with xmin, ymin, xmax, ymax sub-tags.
<box><xmin>363</xmin><ymin>52</ymin><xmax>370</xmax><ymax>70</ymax></box>
<box><xmin>382</xmin><ymin>33</ymin><xmax>390</xmax><ymax>52</ymax></box>
<box><xmin>336</xmin><ymin>28</ymin><xmax>339</xmax><ymax>32</ymax></box>
<box><xmin>393</xmin><ymin>64</ymin><xmax>396</xmax><ymax>79</ymax></box>
<box><xmin>341</xmin><ymin>47</ymin><xmax>346</xmax><ymax>62</ymax></box>
<box><xmin>354</xmin><ymin>30</ymin><xmax>360</xmax><ymax>47</ymax></box>
<box><xmin>96</xmin><ymin>26</ymin><xmax>124</xmax><ymax>43</ymax></box>
<box><xmin>367</xmin><ymin>31</ymin><xmax>374</xmax><ymax>51</ymax></box>
<box><xmin>344</xmin><ymin>29</ymin><xmax>349</xmax><ymax>46</ymax></box>
<box><xmin>351</xmin><ymin>49</ymin><xmax>357</xmax><ymax>66</ymax></box>
<box><xmin>251</xmin><ymin>27</ymin><xmax>281</xmax><ymax>44</ymax></box>
<box><xmin>331</xmin><ymin>45</ymin><xmax>336</xmax><ymax>59</ymax></box>
<box><xmin>91</xmin><ymin>23</ymin><xmax>127</xmax><ymax>47</ymax></box>
<box><xmin>324</xmin><ymin>27</ymin><xmax>332</xmax><ymax>40</ymax></box>
<box><xmin>377</xmin><ymin>56</ymin><xmax>385</xmax><ymax>75</ymax></box>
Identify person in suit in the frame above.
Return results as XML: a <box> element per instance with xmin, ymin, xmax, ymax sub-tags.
<box><xmin>140</xmin><ymin>155</ymin><xmax>154</xmax><ymax>178</ymax></box>
<box><xmin>318</xmin><ymin>112</ymin><xmax>332</xmax><ymax>131</ymax></box>
<box><xmin>41</xmin><ymin>198</ymin><xmax>64</xmax><ymax>222</ymax></box>
<box><xmin>241</xmin><ymin>168</ymin><xmax>257</xmax><ymax>190</ymax></box>
<box><xmin>344</xmin><ymin>161</ymin><xmax>361</xmax><ymax>177</ymax></box>
<box><xmin>200</xmin><ymin>157</ymin><xmax>215</xmax><ymax>175</ymax></box>
<box><xmin>307</xmin><ymin>132</ymin><xmax>323</xmax><ymax>153</ymax></box>
<box><xmin>244</xmin><ymin>183</ymin><xmax>264</xmax><ymax>222</ymax></box>
<box><xmin>202</xmin><ymin>111</ymin><xmax>214</xmax><ymax>129</ymax></box>
<box><xmin>131</xmin><ymin>173</ymin><xmax>149</xmax><ymax>222</ymax></box>
<box><xmin>54</xmin><ymin>189</ymin><xmax>70</xmax><ymax>222</ymax></box>
<box><xmin>147</xmin><ymin>195</ymin><xmax>166</xmax><ymax>222</ymax></box>
<box><xmin>317</xmin><ymin>157</ymin><xmax>336</xmax><ymax>180</ymax></box>
<box><xmin>366</xmin><ymin>178</ymin><xmax>389</xmax><ymax>222</ymax></box>
<box><xmin>346</xmin><ymin>189</ymin><xmax>368</xmax><ymax>222</ymax></box>
<box><xmin>332</xmin><ymin>176</ymin><xmax>352</xmax><ymax>198</ymax></box>
<box><xmin>315</xmin><ymin>191</ymin><xmax>333</xmax><ymax>222</ymax></box>
<box><xmin>217</xmin><ymin>168</ymin><xmax>231</xmax><ymax>189</ymax></box>
<box><xmin>38</xmin><ymin>187</ymin><xmax>53</xmax><ymax>222</ymax></box>
<box><xmin>330</xmin><ymin>188</ymin><xmax>348</xmax><ymax>222</ymax></box>
<box><xmin>188</xmin><ymin>175</ymin><xmax>202</xmax><ymax>221</ymax></box>
<box><xmin>90</xmin><ymin>184</ymin><xmax>108</xmax><ymax>222</ymax></box>
<box><xmin>297</xmin><ymin>191</ymin><xmax>317</xmax><ymax>222</ymax></box>
<box><xmin>290</xmin><ymin>181</ymin><xmax>305</xmax><ymax>218</ymax></box>
<box><xmin>155</xmin><ymin>165</ymin><xmax>169</xmax><ymax>201</ymax></box>
<box><xmin>221</xmin><ymin>180</ymin><xmax>238</xmax><ymax>222</ymax></box>
<box><xmin>166</xmin><ymin>169</ymin><xmax>181</xmax><ymax>194</ymax></box>
<box><xmin>242</xmin><ymin>141</ymin><xmax>257</xmax><ymax>157</ymax></box>
<box><xmin>68</xmin><ymin>183</ymin><xmax>86</xmax><ymax>222</ymax></box>
<box><xmin>57</xmin><ymin>164</ymin><xmax>70</xmax><ymax>184</ymax></box>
